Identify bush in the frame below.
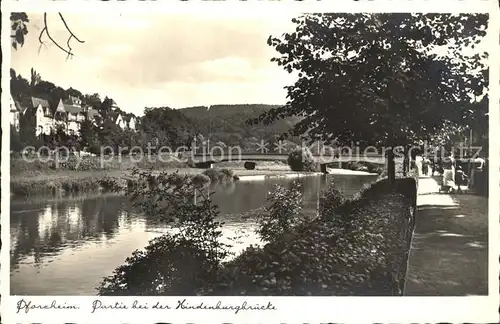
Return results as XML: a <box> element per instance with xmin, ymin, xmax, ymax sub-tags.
<box><xmin>98</xmin><ymin>170</ymin><xmax>415</xmax><ymax>296</ymax></box>
<box><xmin>99</xmin><ymin>176</ymin><xmax>122</xmax><ymax>193</ymax></box>
<box><xmin>244</xmin><ymin>161</ymin><xmax>256</xmax><ymax>170</ymax></box>
<box><xmin>98</xmin><ymin>235</ymin><xmax>216</xmax><ymax>295</ymax></box>
<box><xmin>98</xmin><ymin>170</ymin><xmax>231</xmax><ymax>295</ymax></box>
<box><xmin>256</xmin><ymin>181</ymin><xmax>303</xmax><ymax>242</ymax></box>
<box><xmin>318</xmin><ymin>182</ymin><xmax>345</xmax><ymax>221</ymax></box>
<box><xmin>214</xmin><ymin>192</ymin><xmax>412</xmax><ymax>296</ymax></box>
<box><xmin>202</xmin><ymin>168</ymin><xmax>234</xmax><ymax>183</ymax></box>
<box><xmin>191</xmin><ymin>174</ymin><xmax>211</xmax><ymax>188</ymax></box>
<box><xmin>287</xmin><ymin>148</ymin><xmax>316</xmax><ymax>172</ymax></box>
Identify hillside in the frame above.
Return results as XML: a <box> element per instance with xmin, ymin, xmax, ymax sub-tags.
<box><xmin>178</xmin><ymin>104</ymin><xmax>301</xmax><ymax>150</ymax></box>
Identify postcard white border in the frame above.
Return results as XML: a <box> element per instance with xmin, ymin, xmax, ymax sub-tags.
<box><xmin>2</xmin><ymin>0</ymin><xmax>499</xmax><ymax>323</ymax></box>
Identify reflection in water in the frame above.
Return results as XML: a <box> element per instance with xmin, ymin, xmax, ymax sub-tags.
<box><xmin>10</xmin><ymin>174</ymin><xmax>376</xmax><ymax>295</ymax></box>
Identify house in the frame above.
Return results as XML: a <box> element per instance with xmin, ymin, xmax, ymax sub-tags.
<box><xmin>21</xmin><ymin>97</ymin><xmax>54</xmax><ymax>136</ymax></box>
<box><xmin>61</xmin><ymin>96</ymin><xmax>86</xmax><ymax>135</ymax></box>
<box><xmin>85</xmin><ymin>108</ymin><xmax>100</xmax><ymax>125</ymax></box>
<box><xmin>123</xmin><ymin>115</ymin><xmax>137</xmax><ymax>131</ymax></box>
<box><xmin>110</xmin><ymin>99</ymin><xmax>120</xmax><ymax>111</ymax></box>
<box><xmin>10</xmin><ymin>95</ymin><xmax>22</xmax><ymax>132</ymax></box>
<box><xmin>114</xmin><ymin>112</ymin><xmax>126</xmax><ymax>129</ymax></box>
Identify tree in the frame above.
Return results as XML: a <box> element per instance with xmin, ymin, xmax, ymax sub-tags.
<box><xmin>140</xmin><ymin>107</ymin><xmax>196</xmax><ymax>149</ymax></box>
<box><xmin>252</xmin><ymin>13</ymin><xmax>488</xmax><ymax>183</ymax></box>
<box><xmin>10</xmin><ymin>12</ymin><xmax>29</xmax><ymax>50</ymax></box>
<box><xmin>30</xmin><ymin>68</ymin><xmax>41</xmax><ymax>87</ymax></box>
<box><xmin>10</xmin><ymin>68</ymin><xmax>31</xmax><ymax>101</ymax></box>
<box><xmin>79</xmin><ymin>119</ymin><xmax>101</xmax><ymax>154</ymax></box>
<box><xmin>83</xmin><ymin>93</ymin><xmax>102</xmax><ymax>110</ymax></box>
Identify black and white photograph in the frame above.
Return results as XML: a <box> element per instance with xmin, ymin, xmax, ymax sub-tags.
<box><xmin>2</xmin><ymin>1</ymin><xmax>499</xmax><ymax>323</ymax></box>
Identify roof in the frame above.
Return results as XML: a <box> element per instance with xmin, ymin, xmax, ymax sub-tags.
<box><xmin>111</xmin><ymin>99</ymin><xmax>120</xmax><ymax>109</ymax></box>
<box><xmin>62</xmin><ymin>97</ymin><xmax>83</xmax><ymax>114</ymax></box>
<box><xmin>14</xmin><ymin>101</ymin><xmax>23</xmax><ymax>112</ymax></box>
<box><xmin>9</xmin><ymin>96</ymin><xmax>20</xmax><ymax>112</ymax></box>
<box><xmin>87</xmin><ymin>108</ymin><xmax>100</xmax><ymax>118</ymax></box>
<box><xmin>31</xmin><ymin>97</ymin><xmax>50</xmax><ymax>108</ymax></box>
<box><xmin>123</xmin><ymin>115</ymin><xmax>136</xmax><ymax>122</ymax></box>
<box><xmin>63</xmin><ymin>104</ymin><xmax>83</xmax><ymax>114</ymax></box>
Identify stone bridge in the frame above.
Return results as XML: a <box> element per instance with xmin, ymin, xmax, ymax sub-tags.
<box><xmin>187</xmin><ymin>152</ymin><xmax>391</xmax><ymax>173</ymax></box>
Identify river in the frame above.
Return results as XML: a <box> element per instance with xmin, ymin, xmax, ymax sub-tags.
<box><xmin>10</xmin><ymin>173</ymin><xmax>378</xmax><ymax>295</ymax></box>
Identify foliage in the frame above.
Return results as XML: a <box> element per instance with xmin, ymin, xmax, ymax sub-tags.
<box><xmin>287</xmin><ymin>147</ymin><xmax>316</xmax><ymax>172</ymax></box>
<box><xmin>10</xmin><ymin>126</ymin><xmax>23</xmax><ymax>152</ymax></box>
<box><xmin>318</xmin><ymin>182</ymin><xmax>346</xmax><ymax>221</ymax></box>
<box><xmin>244</xmin><ymin>161</ymin><xmax>256</xmax><ymax>170</ymax></box>
<box><xmin>98</xmin><ymin>170</ymin><xmax>231</xmax><ymax>295</ymax></box>
<box><xmin>10</xmin><ymin>12</ymin><xmax>29</xmax><ymax>50</ymax></box>
<box><xmin>256</xmin><ymin>181</ymin><xmax>303</xmax><ymax>242</ymax></box>
<box><xmin>95</xmin><ymin>169</ymin><xmax>417</xmax><ymax>296</ymax></box>
<box><xmin>98</xmin><ymin>235</ymin><xmax>218</xmax><ymax>295</ymax></box>
<box><xmin>202</xmin><ymin>168</ymin><xmax>235</xmax><ymax>183</ymax></box>
<box><xmin>139</xmin><ymin>107</ymin><xmax>195</xmax><ymax>149</ymax></box>
<box><xmin>252</xmin><ymin>13</ymin><xmax>488</xmax><ymax>182</ymax></box>
<box><xmin>11</xmin><ymin>176</ymin><xmax>102</xmax><ymax>197</ymax></box>
<box><xmin>180</xmin><ymin>104</ymin><xmax>302</xmax><ymax>150</ymax></box>
<box><xmin>215</xmin><ymin>191</ymin><xmax>413</xmax><ymax>296</ymax></box>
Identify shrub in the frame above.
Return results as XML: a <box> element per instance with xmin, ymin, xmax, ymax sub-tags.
<box><xmin>318</xmin><ymin>182</ymin><xmax>345</xmax><ymax>221</ymax></box>
<box><xmin>191</xmin><ymin>174</ymin><xmax>211</xmax><ymax>188</ymax></box>
<box><xmin>287</xmin><ymin>148</ymin><xmax>316</xmax><ymax>172</ymax></box>
<box><xmin>99</xmin><ymin>176</ymin><xmax>122</xmax><ymax>193</ymax></box>
<box><xmin>244</xmin><ymin>161</ymin><xmax>256</xmax><ymax>170</ymax></box>
<box><xmin>256</xmin><ymin>181</ymin><xmax>303</xmax><ymax>242</ymax></box>
<box><xmin>214</xmin><ymin>192</ymin><xmax>411</xmax><ymax>296</ymax></box>
<box><xmin>97</xmin><ymin>170</ymin><xmax>415</xmax><ymax>296</ymax></box>
<box><xmin>202</xmin><ymin>168</ymin><xmax>234</xmax><ymax>183</ymax></box>
<box><xmin>98</xmin><ymin>235</ymin><xmax>216</xmax><ymax>295</ymax></box>
<box><xmin>98</xmin><ymin>169</ymin><xmax>231</xmax><ymax>295</ymax></box>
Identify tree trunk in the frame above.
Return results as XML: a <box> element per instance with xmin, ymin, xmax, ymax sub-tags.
<box><xmin>403</xmin><ymin>145</ymin><xmax>409</xmax><ymax>176</ymax></box>
<box><xmin>387</xmin><ymin>148</ymin><xmax>396</xmax><ymax>184</ymax></box>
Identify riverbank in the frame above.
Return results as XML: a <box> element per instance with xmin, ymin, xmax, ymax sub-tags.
<box><xmin>11</xmin><ymin>164</ymin><xmax>377</xmax><ymax>198</ymax></box>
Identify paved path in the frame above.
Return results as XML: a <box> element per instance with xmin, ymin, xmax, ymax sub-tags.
<box><xmin>404</xmin><ymin>176</ymin><xmax>488</xmax><ymax>296</ymax></box>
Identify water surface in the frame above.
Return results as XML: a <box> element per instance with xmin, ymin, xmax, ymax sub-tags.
<box><xmin>10</xmin><ymin>174</ymin><xmax>377</xmax><ymax>295</ymax></box>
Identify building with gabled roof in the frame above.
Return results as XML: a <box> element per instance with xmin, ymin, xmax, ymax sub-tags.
<box><xmin>21</xmin><ymin>96</ymin><xmax>54</xmax><ymax>136</ymax></box>
<box><xmin>10</xmin><ymin>95</ymin><xmax>22</xmax><ymax>132</ymax></box>
<box><xmin>61</xmin><ymin>96</ymin><xmax>86</xmax><ymax>135</ymax></box>
<box><xmin>123</xmin><ymin>114</ymin><xmax>137</xmax><ymax>131</ymax></box>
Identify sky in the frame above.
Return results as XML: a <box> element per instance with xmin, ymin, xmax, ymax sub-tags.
<box><xmin>11</xmin><ymin>12</ymin><xmax>298</xmax><ymax>115</ymax></box>
<box><xmin>11</xmin><ymin>13</ymin><xmax>489</xmax><ymax>116</ymax></box>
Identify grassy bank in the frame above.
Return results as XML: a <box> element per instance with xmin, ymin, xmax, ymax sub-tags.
<box><xmin>10</xmin><ymin>155</ymin><xmax>383</xmax><ymax>198</ymax></box>
<box><xmin>10</xmin><ymin>160</ymin><xmax>301</xmax><ymax>198</ymax></box>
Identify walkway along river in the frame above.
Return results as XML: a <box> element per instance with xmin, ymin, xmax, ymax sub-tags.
<box><xmin>10</xmin><ymin>173</ymin><xmax>378</xmax><ymax>295</ymax></box>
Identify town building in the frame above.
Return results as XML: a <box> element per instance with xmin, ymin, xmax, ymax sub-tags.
<box><xmin>15</xmin><ymin>95</ymin><xmax>137</xmax><ymax>136</ymax></box>
<box><xmin>10</xmin><ymin>95</ymin><xmax>22</xmax><ymax>132</ymax></box>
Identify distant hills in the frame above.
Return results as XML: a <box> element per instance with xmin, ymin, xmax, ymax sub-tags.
<box><xmin>178</xmin><ymin>104</ymin><xmax>301</xmax><ymax>149</ymax></box>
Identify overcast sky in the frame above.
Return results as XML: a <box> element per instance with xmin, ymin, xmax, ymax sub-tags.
<box><xmin>11</xmin><ymin>12</ymin><xmax>297</xmax><ymax>115</ymax></box>
<box><xmin>11</xmin><ymin>12</ymin><xmax>488</xmax><ymax>116</ymax></box>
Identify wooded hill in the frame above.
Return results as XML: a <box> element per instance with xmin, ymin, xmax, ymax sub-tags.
<box><xmin>179</xmin><ymin>104</ymin><xmax>302</xmax><ymax>150</ymax></box>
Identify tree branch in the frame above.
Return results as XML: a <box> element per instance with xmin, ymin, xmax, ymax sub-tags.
<box><xmin>38</xmin><ymin>13</ymin><xmax>85</xmax><ymax>59</ymax></box>
<box><xmin>58</xmin><ymin>13</ymin><xmax>85</xmax><ymax>43</ymax></box>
